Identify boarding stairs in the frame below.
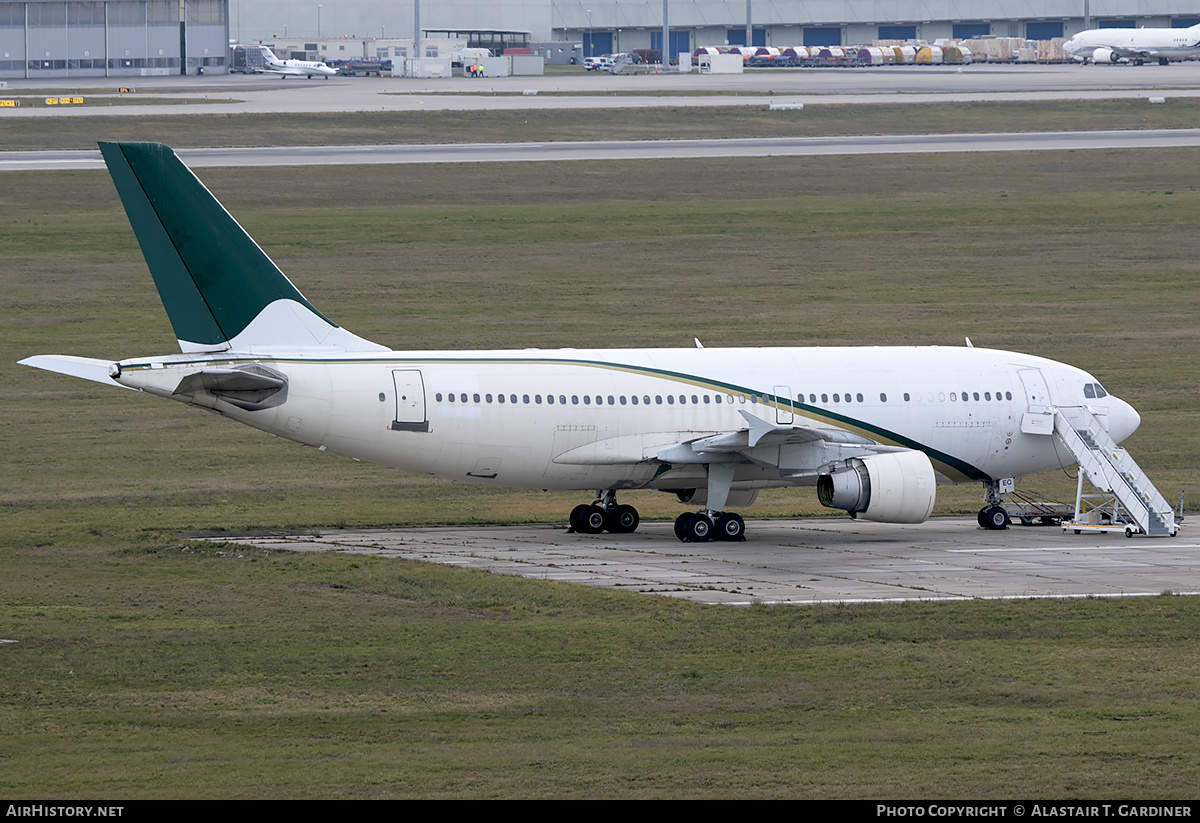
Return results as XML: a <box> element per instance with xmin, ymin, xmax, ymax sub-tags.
<box><xmin>1053</xmin><ymin>406</ymin><xmax>1177</xmax><ymax>536</ymax></box>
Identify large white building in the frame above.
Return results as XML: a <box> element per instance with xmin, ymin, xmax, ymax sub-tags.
<box><xmin>3</xmin><ymin>1</ymin><xmax>1199</xmax><ymax>79</ymax></box>
<box><xmin>226</xmin><ymin>1</ymin><xmax>1200</xmax><ymax>57</ymax></box>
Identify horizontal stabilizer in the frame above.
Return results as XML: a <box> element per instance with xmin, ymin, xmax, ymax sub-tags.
<box><xmin>19</xmin><ymin>355</ymin><xmax>131</xmax><ymax>389</ymax></box>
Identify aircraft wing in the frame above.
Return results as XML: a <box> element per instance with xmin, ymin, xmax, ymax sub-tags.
<box><xmin>552</xmin><ymin>408</ymin><xmax>898</xmax><ymax>470</ymax></box>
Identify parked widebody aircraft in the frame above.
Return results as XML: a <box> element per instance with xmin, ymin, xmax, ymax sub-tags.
<box><xmin>20</xmin><ymin>143</ymin><xmax>1174</xmax><ymax>542</ymax></box>
<box><xmin>257</xmin><ymin>45</ymin><xmax>338</xmax><ymax>78</ymax></box>
<box><xmin>1063</xmin><ymin>23</ymin><xmax>1200</xmax><ymax>64</ymax></box>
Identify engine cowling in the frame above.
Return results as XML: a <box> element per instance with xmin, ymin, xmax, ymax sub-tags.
<box><xmin>816</xmin><ymin>450</ymin><xmax>936</xmax><ymax>523</ymax></box>
<box><xmin>1093</xmin><ymin>47</ymin><xmax>1118</xmax><ymax>63</ymax></box>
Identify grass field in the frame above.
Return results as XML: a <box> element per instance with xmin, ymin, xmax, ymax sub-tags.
<box><xmin>9</xmin><ymin>98</ymin><xmax>1200</xmax><ymax>149</ymax></box>
<box><xmin>3</xmin><ymin>108</ymin><xmax>1200</xmax><ymax>796</ymax></box>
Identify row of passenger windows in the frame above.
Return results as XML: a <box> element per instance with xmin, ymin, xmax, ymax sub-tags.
<box><xmin>436</xmin><ymin>392</ymin><xmax>754</xmax><ymax>406</ymax></box>
<box><xmin>434</xmin><ymin>389</ymin><xmax>1016</xmax><ymax>406</ymax></box>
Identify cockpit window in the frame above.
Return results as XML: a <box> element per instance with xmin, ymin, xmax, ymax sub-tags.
<box><xmin>1095</xmin><ymin>383</ymin><xmax>1107</xmax><ymax>398</ymax></box>
<box><xmin>1084</xmin><ymin>383</ymin><xmax>1096</xmax><ymax>399</ymax></box>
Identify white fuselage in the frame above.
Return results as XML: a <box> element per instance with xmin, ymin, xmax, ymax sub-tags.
<box><xmin>111</xmin><ymin>344</ymin><xmax>1140</xmax><ymax>496</ymax></box>
<box><xmin>1064</xmin><ymin>24</ymin><xmax>1200</xmax><ymax>63</ymax></box>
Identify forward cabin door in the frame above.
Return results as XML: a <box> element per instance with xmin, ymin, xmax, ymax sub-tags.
<box><xmin>390</xmin><ymin>369</ymin><xmax>429</xmax><ymax>432</ymax></box>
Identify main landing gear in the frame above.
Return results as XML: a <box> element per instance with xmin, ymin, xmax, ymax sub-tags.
<box><xmin>674</xmin><ymin>510</ymin><xmax>745</xmax><ymax>543</ymax></box>
<box><xmin>977</xmin><ymin>478</ymin><xmax>1011</xmax><ymax>531</ymax></box>
<box><xmin>568</xmin><ymin>490</ymin><xmax>640</xmax><ymax>535</ymax></box>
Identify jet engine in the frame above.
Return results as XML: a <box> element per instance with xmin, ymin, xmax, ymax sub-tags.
<box><xmin>816</xmin><ymin>450</ymin><xmax>936</xmax><ymax>523</ymax></box>
<box><xmin>1093</xmin><ymin>48</ymin><xmax>1118</xmax><ymax>63</ymax></box>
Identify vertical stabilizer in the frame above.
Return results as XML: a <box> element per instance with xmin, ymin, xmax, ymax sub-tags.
<box><xmin>99</xmin><ymin>142</ymin><xmax>385</xmax><ymax>354</ymax></box>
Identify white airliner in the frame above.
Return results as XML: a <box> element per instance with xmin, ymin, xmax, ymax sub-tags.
<box><xmin>20</xmin><ymin>143</ymin><xmax>1177</xmax><ymax>542</ymax></box>
<box><xmin>257</xmin><ymin>45</ymin><xmax>338</xmax><ymax>79</ymax></box>
<box><xmin>1063</xmin><ymin>23</ymin><xmax>1200</xmax><ymax>64</ymax></box>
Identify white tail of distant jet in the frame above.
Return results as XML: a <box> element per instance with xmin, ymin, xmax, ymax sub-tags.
<box><xmin>1064</xmin><ymin>23</ymin><xmax>1200</xmax><ymax>64</ymax></box>
<box><xmin>19</xmin><ymin>143</ymin><xmax>1180</xmax><ymax>542</ymax></box>
<box><xmin>257</xmin><ymin>45</ymin><xmax>338</xmax><ymax>78</ymax></box>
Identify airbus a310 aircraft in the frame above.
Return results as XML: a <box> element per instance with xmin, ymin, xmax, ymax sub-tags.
<box><xmin>20</xmin><ymin>143</ymin><xmax>1178</xmax><ymax>542</ymax></box>
<box><xmin>1063</xmin><ymin>23</ymin><xmax>1200</xmax><ymax>64</ymax></box>
<box><xmin>257</xmin><ymin>45</ymin><xmax>339</xmax><ymax>79</ymax></box>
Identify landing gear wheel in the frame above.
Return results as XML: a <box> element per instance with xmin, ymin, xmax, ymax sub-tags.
<box><xmin>609</xmin><ymin>504</ymin><xmax>640</xmax><ymax>534</ymax></box>
<box><xmin>569</xmin><ymin>504</ymin><xmax>590</xmax><ymax>533</ymax></box>
<box><xmin>983</xmin><ymin>506</ymin><xmax>1009</xmax><ymax>530</ymax></box>
<box><xmin>977</xmin><ymin>508</ymin><xmax>989</xmax><ymax>528</ymax></box>
<box><xmin>580</xmin><ymin>505</ymin><xmax>608</xmax><ymax>534</ymax></box>
<box><xmin>684</xmin><ymin>513</ymin><xmax>713</xmax><ymax>543</ymax></box>
<box><xmin>674</xmin><ymin>512</ymin><xmax>692</xmax><ymax>541</ymax></box>
<box><xmin>714</xmin><ymin>512</ymin><xmax>745</xmax><ymax>541</ymax></box>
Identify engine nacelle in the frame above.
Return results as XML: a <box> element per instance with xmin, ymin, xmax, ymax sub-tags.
<box><xmin>816</xmin><ymin>450</ymin><xmax>936</xmax><ymax>523</ymax></box>
<box><xmin>1093</xmin><ymin>48</ymin><xmax>1118</xmax><ymax>64</ymax></box>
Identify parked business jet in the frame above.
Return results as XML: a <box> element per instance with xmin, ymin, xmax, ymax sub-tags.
<box><xmin>20</xmin><ymin>143</ymin><xmax>1173</xmax><ymax>542</ymax></box>
<box><xmin>257</xmin><ymin>45</ymin><xmax>338</xmax><ymax>79</ymax></box>
<box><xmin>1063</xmin><ymin>23</ymin><xmax>1200</xmax><ymax>64</ymax></box>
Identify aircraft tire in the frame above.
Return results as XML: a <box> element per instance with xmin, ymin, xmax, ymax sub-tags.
<box><xmin>580</xmin><ymin>505</ymin><xmax>608</xmax><ymax>534</ymax></box>
<box><xmin>569</xmin><ymin>504</ymin><xmax>590</xmax><ymax>533</ymax></box>
<box><xmin>715</xmin><ymin>512</ymin><xmax>745</xmax><ymax>541</ymax></box>
<box><xmin>983</xmin><ymin>506</ymin><xmax>1010</xmax><ymax>530</ymax></box>
<box><xmin>674</xmin><ymin>512</ymin><xmax>692</xmax><ymax>541</ymax></box>
<box><xmin>685</xmin><ymin>513</ymin><xmax>713</xmax><ymax>543</ymax></box>
<box><xmin>609</xmin><ymin>504</ymin><xmax>639</xmax><ymax>533</ymax></box>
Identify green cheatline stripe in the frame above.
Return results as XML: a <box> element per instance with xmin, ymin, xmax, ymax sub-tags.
<box><xmin>120</xmin><ymin>353</ymin><xmax>988</xmax><ymax>481</ymax></box>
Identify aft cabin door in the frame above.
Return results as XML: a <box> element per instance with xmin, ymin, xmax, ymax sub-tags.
<box><xmin>390</xmin><ymin>369</ymin><xmax>429</xmax><ymax>432</ymax></box>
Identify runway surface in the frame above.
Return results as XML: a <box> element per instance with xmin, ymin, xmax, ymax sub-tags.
<box><xmin>7</xmin><ymin>128</ymin><xmax>1200</xmax><ymax>171</ymax></box>
<box><xmin>208</xmin><ymin>517</ymin><xmax>1200</xmax><ymax>606</ymax></box>
<box><xmin>4</xmin><ymin>63</ymin><xmax>1200</xmax><ymax>116</ymax></box>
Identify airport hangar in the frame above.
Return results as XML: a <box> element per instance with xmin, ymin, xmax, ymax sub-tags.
<box><xmin>4</xmin><ymin>0</ymin><xmax>1200</xmax><ymax>80</ymax></box>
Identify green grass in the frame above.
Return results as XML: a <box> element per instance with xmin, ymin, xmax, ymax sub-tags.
<box><xmin>4</xmin><ymin>133</ymin><xmax>1200</xmax><ymax>796</ymax></box>
<box><xmin>4</xmin><ymin>543</ymin><xmax>1200</xmax><ymax>798</ymax></box>
<box><xmin>6</xmin><ymin>98</ymin><xmax>1200</xmax><ymax>149</ymax></box>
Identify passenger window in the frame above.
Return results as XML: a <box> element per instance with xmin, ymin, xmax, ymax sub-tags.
<box><xmin>903</xmin><ymin>393</ymin><xmax>910</xmax><ymax>402</ymax></box>
<box><xmin>620</xmin><ymin>396</ymin><xmax>627</xmax><ymax>405</ymax></box>
<box><xmin>667</xmin><ymin>396</ymin><xmax>675</xmax><ymax>405</ymax></box>
<box><xmin>856</xmin><ymin>393</ymin><xmax>864</xmax><ymax>402</ymax></box>
<box><xmin>608</xmin><ymin>395</ymin><xmax>615</xmax><ymax>405</ymax></box>
<box><xmin>584</xmin><ymin>396</ymin><xmax>591</xmax><ymax>405</ymax></box>
<box><xmin>833</xmin><ymin>393</ymin><xmax>840</xmax><ymax>403</ymax></box>
<box><xmin>880</xmin><ymin>393</ymin><xmax>887</xmax><ymax>402</ymax></box>
<box><xmin>436</xmin><ymin>393</ymin><xmax>443</xmax><ymax>402</ymax></box>
<box><xmin>460</xmin><ymin>393</ymin><xmax>467</xmax><ymax>403</ymax></box>
<box><xmin>985</xmin><ymin>392</ymin><xmax>991</xmax><ymax>401</ymax></box>
<box><xmin>821</xmin><ymin>394</ymin><xmax>828</xmax><ymax>403</ymax></box>
<box><xmin>547</xmin><ymin>395</ymin><xmax>554</xmax><ymax>404</ymax></box>
<box><xmin>631</xmin><ymin>396</ymin><xmax>638</xmax><ymax>405</ymax></box>
<box><xmin>523</xmin><ymin>394</ymin><xmax>530</xmax><ymax>404</ymax></box>
<box><xmin>1005</xmin><ymin>392</ymin><xmax>1012</xmax><ymax>400</ymax></box>
<box><xmin>473</xmin><ymin>393</ymin><xmax>480</xmax><ymax>403</ymax></box>
<box><xmin>559</xmin><ymin>396</ymin><xmax>566</xmax><ymax>405</ymax></box>
<box><xmin>973</xmin><ymin>392</ymin><xmax>979</xmax><ymax>401</ymax></box>
<box><xmin>703</xmin><ymin>395</ymin><xmax>710</xmax><ymax>404</ymax></box>
<box><xmin>448</xmin><ymin>393</ymin><xmax>455</xmax><ymax>402</ymax></box>
<box><xmin>486</xmin><ymin>393</ymin><xmax>493</xmax><ymax>403</ymax></box>
<box><xmin>656</xmin><ymin>395</ymin><xmax>663</xmax><ymax>404</ymax></box>
<box><xmin>572</xmin><ymin>395</ymin><xmax>579</xmax><ymax>405</ymax></box>
<box><xmin>498</xmin><ymin>394</ymin><xmax>506</xmax><ymax>404</ymax></box>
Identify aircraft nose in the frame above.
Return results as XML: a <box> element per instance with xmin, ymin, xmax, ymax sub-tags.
<box><xmin>1109</xmin><ymin>396</ymin><xmax>1142</xmax><ymax>443</ymax></box>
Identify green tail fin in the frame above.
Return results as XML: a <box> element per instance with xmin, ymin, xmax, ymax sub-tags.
<box><xmin>100</xmin><ymin>142</ymin><xmax>338</xmax><ymax>352</ymax></box>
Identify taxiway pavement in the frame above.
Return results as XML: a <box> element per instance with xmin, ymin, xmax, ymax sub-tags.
<box><xmin>208</xmin><ymin>517</ymin><xmax>1200</xmax><ymax>606</ymax></box>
